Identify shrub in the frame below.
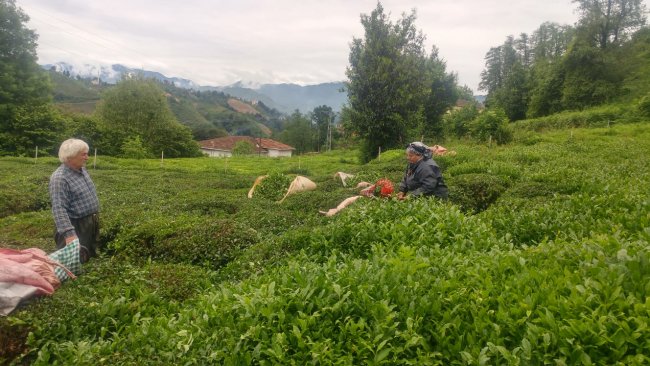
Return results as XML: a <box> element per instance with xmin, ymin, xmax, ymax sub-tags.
<box><xmin>110</xmin><ymin>215</ymin><xmax>259</xmax><ymax>269</ymax></box>
<box><xmin>443</xmin><ymin>104</ymin><xmax>480</xmax><ymax>139</ymax></box>
<box><xmin>305</xmin><ymin>198</ymin><xmax>504</xmax><ymax>258</ymax></box>
<box><xmin>637</xmin><ymin>92</ymin><xmax>650</xmax><ymax>118</ymax></box>
<box><xmin>448</xmin><ymin>173</ymin><xmax>509</xmax><ymax>214</ymax></box>
<box><xmin>469</xmin><ymin>109</ymin><xmax>513</xmax><ymax>145</ymax></box>
<box><xmin>232</xmin><ymin>140</ymin><xmax>256</xmax><ymax>155</ymax></box>
<box><xmin>120</xmin><ymin>135</ymin><xmax>152</xmax><ymax>159</ymax></box>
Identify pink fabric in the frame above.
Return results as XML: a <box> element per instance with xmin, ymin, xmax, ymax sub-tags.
<box><xmin>430</xmin><ymin>145</ymin><xmax>456</xmax><ymax>156</ymax></box>
<box><xmin>0</xmin><ymin>248</ymin><xmax>62</xmax><ymax>296</ymax></box>
<box><xmin>319</xmin><ymin>195</ymin><xmax>363</xmax><ymax>217</ymax></box>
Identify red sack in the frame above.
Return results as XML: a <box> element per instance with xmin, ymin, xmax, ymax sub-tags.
<box><xmin>360</xmin><ymin>178</ymin><xmax>394</xmax><ymax>198</ymax></box>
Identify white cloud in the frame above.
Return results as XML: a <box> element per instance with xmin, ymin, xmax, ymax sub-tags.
<box><xmin>16</xmin><ymin>0</ymin><xmax>592</xmax><ymax>91</ymax></box>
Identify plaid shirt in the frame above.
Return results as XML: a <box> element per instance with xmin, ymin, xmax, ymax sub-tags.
<box><xmin>49</xmin><ymin>164</ymin><xmax>100</xmax><ymax>237</ymax></box>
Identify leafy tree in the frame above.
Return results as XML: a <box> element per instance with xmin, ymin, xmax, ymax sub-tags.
<box><xmin>121</xmin><ymin>135</ymin><xmax>152</xmax><ymax>159</ymax></box>
<box><xmin>277</xmin><ymin>111</ymin><xmax>313</xmax><ymax>155</ymax></box>
<box><xmin>346</xmin><ymin>2</ymin><xmax>429</xmax><ymax>162</ymax></box>
<box><xmin>492</xmin><ymin>62</ymin><xmax>529</xmax><ymax>121</ymax></box>
<box><xmin>456</xmin><ymin>85</ymin><xmax>475</xmax><ymax>102</ymax></box>
<box><xmin>422</xmin><ymin>46</ymin><xmax>459</xmax><ymax>141</ymax></box>
<box><xmin>526</xmin><ymin>23</ymin><xmax>576</xmax><ymax>117</ymax></box>
<box><xmin>531</xmin><ymin>22</ymin><xmax>575</xmax><ymax>59</ymax></box>
<box><xmin>480</xmin><ymin>36</ymin><xmax>530</xmax><ymax>121</ymax></box>
<box><xmin>527</xmin><ymin>61</ymin><xmax>565</xmax><ymax>117</ymax></box>
<box><xmin>443</xmin><ymin>103</ymin><xmax>480</xmax><ymax>139</ymax></box>
<box><xmin>64</xmin><ymin>113</ymin><xmax>102</xmax><ymax>148</ymax></box>
<box><xmin>619</xmin><ymin>28</ymin><xmax>650</xmax><ymax>100</ymax></box>
<box><xmin>310</xmin><ymin>105</ymin><xmax>334</xmax><ymax>152</ymax></box>
<box><xmin>480</xmin><ymin>37</ymin><xmax>519</xmax><ymax>97</ymax></box>
<box><xmin>0</xmin><ymin>0</ymin><xmax>63</xmax><ymax>155</ymax></box>
<box><xmin>232</xmin><ymin>140</ymin><xmax>255</xmax><ymax>156</ymax></box>
<box><xmin>1</xmin><ymin>104</ymin><xmax>65</xmax><ymax>156</ymax></box>
<box><xmin>559</xmin><ymin>39</ymin><xmax>623</xmax><ymax>109</ymax></box>
<box><xmin>94</xmin><ymin>78</ymin><xmax>201</xmax><ymax>157</ymax></box>
<box><xmin>469</xmin><ymin>109</ymin><xmax>513</xmax><ymax>145</ymax></box>
<box><xmin>573</xmin><ymin>0</ymin><xmax>647</xmax><ymax>49</ymax></box>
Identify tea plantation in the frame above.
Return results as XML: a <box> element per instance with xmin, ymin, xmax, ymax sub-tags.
<box><xmin>1</xmin><ymin>123</ymin><xmax>648</xmax><ymax>365</ymax></box>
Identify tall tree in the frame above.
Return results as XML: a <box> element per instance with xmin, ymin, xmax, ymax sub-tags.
<box><xmin>346</xmin><ymin>2</ymin><xmax>429</xmax><ymax>162</ymax></box>
<box><xmin>0</xmin><ymin>0</ymin><xmax>63</xmax><ymax>155</ymax></box>
<box><xmin>277</xmin><ymin>110</ymin><xmax>313</xmax><ymax>155</ymax></box>
<box><xmin>422</xmin><ymin>46</ymin><xmax>459</xmax><ymax>141</ymax></box>
<box><xmin>559</xmin><ymin>38</ymin><xmax>623</xmax><ymax>109</ymax></box>
<box><xmin>531</xmin><ymin>22</ymin><xmax>575</xmax><ymax>60</ymax></box>
<box><xmin>526</xmin><ymin>22</ymin><xmax>575</xmax><ymax>117</ymax></box>
<box><xmin>94</xmin><ymin>78</ymin><xmax>201</xmax><ymax>157</ymax></box>
<box><xmin>527</xmin><ymin>61</ymin><xmax>565</xmax><ymax>117</ymax></box>
<box><xmin>310</xmin><ymin>105</ymin><xmax>334</xmax><ymax>152</ymax></box>
<box><xmin>480</xmin><ymin>36</ymin><xmax>530</xmax><ymax>121</ymax></box>
<box><xmin>573</xmin><ymin>0</ymin><xmax>647</xmax><ymax>49</ymax></box>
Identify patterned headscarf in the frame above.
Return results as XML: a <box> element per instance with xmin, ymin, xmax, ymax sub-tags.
<box><xmin>406</xmin><ymin>142</ymin><xmax>432</xmax><ymax>160</ymax></box>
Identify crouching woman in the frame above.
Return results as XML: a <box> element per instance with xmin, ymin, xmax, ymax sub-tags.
<box><xmin>396</xmin><ymin>142</ymin><xmax>448</xmax><ymax>201</ymax></box>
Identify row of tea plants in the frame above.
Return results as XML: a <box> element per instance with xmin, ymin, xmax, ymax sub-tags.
<box><xmin>0</xmin><ymin>123</ymin><xmax>648</xmax><ymax>364</ymax></box>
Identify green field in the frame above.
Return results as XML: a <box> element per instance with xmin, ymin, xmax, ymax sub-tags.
<box><xmin>1</xmin><ymin>123</ymin><xmax>649</xmax><ymax>365</ymax></box>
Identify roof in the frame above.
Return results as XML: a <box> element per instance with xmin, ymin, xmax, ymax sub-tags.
<box><xmin>198</xmin><ymin>136</ymin><xmax>294</xmax><ymax>151</ymax></box>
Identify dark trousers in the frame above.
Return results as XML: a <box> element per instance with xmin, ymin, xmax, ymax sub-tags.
<box><xmin>54</xmin><ymin>213</ymin><xmax>100</xmax><ymax>263</ymax></box>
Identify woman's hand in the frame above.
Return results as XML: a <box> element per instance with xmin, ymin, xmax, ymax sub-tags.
<box><xmin>396</xmin><ymin>192</ymin><xmax>407</xmax><ymax>201</ymax></box>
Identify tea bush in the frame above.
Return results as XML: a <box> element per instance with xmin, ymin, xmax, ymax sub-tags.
<box><xmin>448</xmin><ymin>173</ymin><xmax>509</xmax><ymax>214</ymax></box>
<box><xmin>1</xmin><ymin>123</ymin><xmax>649</xmax><ymax>365</ymax></box>
<box><xmin>23</xmin><ymin>233</ymin><xmax>648</xmax><ymax>364</ymax></box>
<box><xmin>305</xmin><ymin>198</ymin><xmax>505</xmax><ymax>259</ymax></box>
<box><xmin>515</xmin><ymin>104</ymin><xmax>637</xmax><ymax>132</ymax></box>
<box><xmin>0</xmin><ymin>161</ymin><xmax>51</xmax><ymax>218</ymax></box>
<box><xmin>110</xmin><ymin>214</ymin><xmax>260</xmax><ymax>269</ymax></box>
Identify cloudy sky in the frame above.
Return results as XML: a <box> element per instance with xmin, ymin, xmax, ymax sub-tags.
<box><xmin>18</xmin><ymin>0</ymin><xmax>583</xmax><ymax>92</ymax></box>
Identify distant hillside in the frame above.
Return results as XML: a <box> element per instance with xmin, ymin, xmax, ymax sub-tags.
<box><xmin>46</xmin><ymin>70</ymin><xmax>102</xmax><ymax>103</ymax></box>
<box><xmin>41</xmin><ymin>62</ymin><xmax>348</xmax><ymax>113</ymax></box>
<box><xmin>46</xmin><ymin>70</ymin><xmax>282</xmax><ymax>140</ymax></box>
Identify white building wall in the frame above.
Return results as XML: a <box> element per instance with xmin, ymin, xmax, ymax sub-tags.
<box><xmin>202</xmin><ymin>148</ymin><xmax>292</xmax><ymax>158</ymax></box>
<box><xmin>201</xmin><ymin>148</ymin><xmax>232</xmax><ymax>157</ymax></box>
<box><xmin>268</xmin><ymin>149</ymin><xmax>292</xmax><ymax>157</ymax></box>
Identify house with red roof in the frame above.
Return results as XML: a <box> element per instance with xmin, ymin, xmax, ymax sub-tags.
<box><xmin>198</xmin><ymin>136</ymin><xmax>295</xmax><ymax>157</ymax></box>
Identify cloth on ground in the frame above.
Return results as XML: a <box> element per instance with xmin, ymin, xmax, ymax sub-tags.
<box><xmin>430</xmin><ymin>145</ymin><xmax>456</xmax><ymax>156</ymax></box>
<box><xmin>334</xmin><ymin>172</ymin><xmax>355</xmax><ymax>187</ymax></box>
<box><xmin>279</xmin><ymin>176</ymin><xmax>317</xmax><ymax>203</ymax></box>
<box><xmin>48</xmin><ymin>239</ymin><xmax>83</xmax><ymax>282</ymax></box>
<box><xmin>0</xmin><ymin>244</ymin><xmax>77</xmax><ymax>316</ymax></box>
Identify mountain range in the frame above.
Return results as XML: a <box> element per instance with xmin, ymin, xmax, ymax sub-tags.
<box><xmin>42</xmin><ymin>62</ymin><xmax>347</xmax><ymax>113</ymax></box>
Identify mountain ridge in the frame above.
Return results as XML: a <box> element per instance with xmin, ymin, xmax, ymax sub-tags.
<box><xmin>41</xmin><ymin>62</ymin><xmax>347</xmax><ymax>113</ymax></box>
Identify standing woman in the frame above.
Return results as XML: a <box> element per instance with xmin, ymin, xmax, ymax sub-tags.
<box><xmin>49</xmin><ymin>138</ymin><xmax>100</xmax><ymax>262</ymax></box>
<box><xmin>396</xmin><ymin>141</ymin><xmax>448</xmax><ymax>200</ymax></box>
